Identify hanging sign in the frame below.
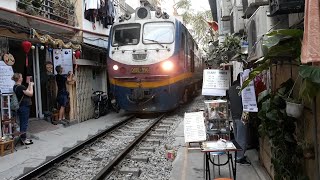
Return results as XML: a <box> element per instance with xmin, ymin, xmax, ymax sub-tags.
<box><xmin>184</xmin><ymin>111</ymin><xmax>206</xmax><ymax>143</ymax></box>
<box><xmin>202</xmin><ymin>69</ymin><xmax>230</xmax><ymax>89</ymax></box>
<box><xmin>0</xmin><ymin>61</ymin><xmax>14</xmax><ymax>93</ymax></box>
<box><xmin>53</xmin><ymin>49</ymin><xmax>73</xmax><ymax>75</ymax></box>
<box><xmin>241</xmin><ymin>69</ymin><xmax>258</xmax><ymax>112</ymax></box>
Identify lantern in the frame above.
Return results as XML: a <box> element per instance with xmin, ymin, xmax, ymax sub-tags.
<box><xmin>21</xmin><ymin>41</ymin><xmax>32</xmax><ymax>67</ymax></box>
<box><xmin>75</xmin><ymin>50</ymin><xmax>81</xmax><ymax>59</ymax></box>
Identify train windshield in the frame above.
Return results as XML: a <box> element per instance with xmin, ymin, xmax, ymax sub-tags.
<box><xmin>112</xmin><ymin>23</ymin><xmax>141</xmax><ymax>46</ymax></box>
<box><xmin>143</xmin><ymin>22</ymin><xmax>174</xmax><ymax>44</ymax></box>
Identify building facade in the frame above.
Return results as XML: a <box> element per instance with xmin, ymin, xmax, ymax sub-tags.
<box><xmin>0</xmin><ymin>0</ymin><xmax>133</xmax><ymax>127</ymax></box>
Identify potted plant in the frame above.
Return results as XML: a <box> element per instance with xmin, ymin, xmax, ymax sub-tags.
<box><xmin>285</xmin><ymin>98</ymin><xmax>303</xmax><ymax>118</ymax></box>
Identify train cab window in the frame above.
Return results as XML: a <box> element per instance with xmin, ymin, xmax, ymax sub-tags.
<box><xmin>143</xmin><ymin>22</ymin><xmax>174</xmax><ymax>44</ymax></box>
<box><xmin>112</xmin><ymin>24</ymin><xmax>141</xmax><ymax>46</ymax></box>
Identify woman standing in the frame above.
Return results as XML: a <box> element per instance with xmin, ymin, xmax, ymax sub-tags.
<box><xmin>11</xmin><ymin>73</ymin><xmax>34</xmax><ymax>145</ymax></box>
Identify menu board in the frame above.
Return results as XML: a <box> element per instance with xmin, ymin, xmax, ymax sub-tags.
<box><xmin>202</xmin><ymin>69</ymin><xmax>230</xmax><ymax>89</ymax></box>
<box><xmin>53</xmin><ymin>49</ymin><xmax>73</xmax><ymax>75</ymax></box>
<box><xmin>184</xmin><ymin>112</ymin><xmax>206</xmax><ymax>143</ymax></box>
<box><xmin>241</xmin><ymin>69</ymin><xmax>258</xmax><ymax>112</ymax></box>
<box><xmin>0</xmin><ymin>61</ymin><xmax>14</xmax><ymax>93</ymax></box>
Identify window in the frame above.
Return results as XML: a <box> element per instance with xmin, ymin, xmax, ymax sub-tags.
<box><xmin>112</xmin><ymin>24</ymin><xmax>141</xmax><ymax>46</ymax></box>
<box><xmin>143</xmin><ymin>22</ymin><xmax>174</xmax><ymax>44</ymax></box>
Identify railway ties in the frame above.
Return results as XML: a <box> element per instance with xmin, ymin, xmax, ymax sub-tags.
<box><xmin>104</xmin><ymin>116</ymin><xmax>182</xmax><ymax>180</ymax></box>
<box><xmin>16</xmin><ymin>113</ymin><xmax>182</xmax><ymax>180</ymax></box>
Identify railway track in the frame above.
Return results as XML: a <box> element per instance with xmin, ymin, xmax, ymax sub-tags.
<box><xmin>16</xmin><ymin>114</ymin><xmax>172</xmax><ymax>180</ymax></box>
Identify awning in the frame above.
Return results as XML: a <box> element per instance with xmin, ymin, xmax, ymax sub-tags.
<box><xmin>301</xmin><ymin>0</ymin><xmax>320</xmax><ymax>63</ymax></box>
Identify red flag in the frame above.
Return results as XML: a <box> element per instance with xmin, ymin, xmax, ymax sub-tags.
<box><xmin>207</xmin><ymin>21</ymin><xmax>218</xmax><ymax>31</ymax></box>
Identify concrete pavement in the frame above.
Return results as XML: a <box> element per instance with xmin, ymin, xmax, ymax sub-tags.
<box><xmin>170</xmin><ymin>117</ymin><xmax>272</xmax><ymax>180</ymax></box>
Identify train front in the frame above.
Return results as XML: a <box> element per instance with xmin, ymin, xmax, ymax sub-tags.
<box><xmin>107</xmin><ymin>7</ymin><xmax>184</xmax><ymax>113</ymax></box>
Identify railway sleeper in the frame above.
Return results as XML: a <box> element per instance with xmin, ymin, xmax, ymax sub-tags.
<box><xmin>158</xmin><ymin>124</ymin><xmax>171</xmax><ymax>128</ymax></box>
<box><xmin>160</xmin><ymin>120</ymin><xmax>174</xmax><ymax>125</ymax></box>
<box><xmin>125</xmin><ymin>125</ymin><xmax>147</xmax><ymax>129</ymax></box>
<box><xmin>111</xmin><ymin>135</ymin><xmax>136</xmax><ymax>139</ymax></box>
<box><xmin>119</xmin><ymin>167</ymin><xmax>141</xmax><ymax>177</ymax></box>
<box><xmin>139</xmin><ymin>147</ymin><xmax>155</xmax><ymax>152</ymax></box>
<box><xmin>149</xmin><ymin>133</ymin><xmax>164</xmax><ymax>139</ymax></box>
<box><xmin>118</xmin><ymin>129</ymin><xmax>141</xmax><ymax>134</ymax></box>
<box><xmin>154</xmin><ymin>128</ymin><xmax>167</xmax><ymax>133</ymax></box>
<box><xmin>144</xmin><ymin>139</ymin><xmax>161</xmax><ymax>145</ymax></box>
<box><xmin>130</xmin><ymin>155</ymin><xmax>149</xmax><ymax>162</ymax></box>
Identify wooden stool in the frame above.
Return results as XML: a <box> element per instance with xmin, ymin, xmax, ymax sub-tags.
<box><xmin>0</xmin><ymin>140</ymin><xmax>14</xmax><ymax>156</ymax></box>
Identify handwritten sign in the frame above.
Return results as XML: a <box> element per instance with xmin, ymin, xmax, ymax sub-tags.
<box><xmin>202</xmin><ymin>69</ymin><xmax>230</xmax><ymax>89</ymax></box>
<box><xmin>184</xmin><ymin>112</ymin><xmax>206</xmax><ymax>143</ymax></box>
<box><xmin>53</xmin><ymin>49</ymin><xmax>73</xmax><ymax>75</ymax></box>
<box><xmin>241</xmin><ymin>69</ymin><xmax>258</xmax><ymax>112</ymax></box>
<box><xmin>0</xmin><ymin>61</ymin><xmax>14</xmax><ymax>93</ymax></box>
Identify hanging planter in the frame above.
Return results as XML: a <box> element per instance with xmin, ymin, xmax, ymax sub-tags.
<box><xmin>285</xmin><ymin>75</ymin><xmax>304</xmax><ymax>118</ymax></box>
<box><xmin>285</xmin><ymin>100</ymin><xmax>303</xmax><ymax>118</ymax></box>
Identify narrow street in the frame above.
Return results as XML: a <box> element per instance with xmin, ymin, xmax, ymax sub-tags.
<box><xmin>0</xmin><ymin>0</ymin><xmax>319</xmax><ymax>180</ymax></box>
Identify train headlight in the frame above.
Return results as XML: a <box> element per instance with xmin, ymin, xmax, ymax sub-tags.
<box><xmin>113</xmin><ymin>65</ymin><xmax>119</xmax><ymax>71</ymax></box>
<box><xmin>161</xmin><ymin>61</ymin><xmax>174</xmax><ymax>71</ymax></box>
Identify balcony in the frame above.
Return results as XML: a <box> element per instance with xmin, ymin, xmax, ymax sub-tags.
<box><xmin>16</xmin><ymin>0</ymin><xmax>76</xmax><ymax>26</ymax></box>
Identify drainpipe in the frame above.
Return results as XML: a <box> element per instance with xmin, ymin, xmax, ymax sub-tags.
<box><xmin>312</xmin><ymin>97</ymin><xmax>319</xmax><ymax>180</ymax></box>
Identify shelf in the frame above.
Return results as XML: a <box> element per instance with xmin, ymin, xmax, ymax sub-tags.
<box><xmin>1</xmin><ymin>108</ymin><xmax>9</xmax><ymax>110</ymax></box>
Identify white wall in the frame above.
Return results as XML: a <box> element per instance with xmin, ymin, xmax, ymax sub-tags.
<box><xmin>0</xmin><ymin>0</ymin><xmax>16</xmax><ymax>10</ymax></box>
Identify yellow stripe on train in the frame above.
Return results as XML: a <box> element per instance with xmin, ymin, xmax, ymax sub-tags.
<box><xmin>109</xmin><ymin>72</ymin><xmax>193</xmax><ymax>88</ymax></box>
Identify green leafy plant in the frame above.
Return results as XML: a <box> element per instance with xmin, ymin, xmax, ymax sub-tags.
<box><xmin>241</xmin><ymin>29</ymin><xmax>303</xmax><ymax>90</ymax></box>
<box><xmin>206</xmin><ymin>35</ymin><xmax>241</xmax><ymax>66</ymax></box>
<box><xmin>257</xmin><ymin>79</ymin><xmax>308</xmax><ymax>180</ymax></box>
<box><xmin>298</xmin><ymin>65</ymin><xmax>320</xmax><ymax>102</ymax></box>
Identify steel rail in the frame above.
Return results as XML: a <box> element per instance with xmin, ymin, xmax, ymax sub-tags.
<box><xmin>92</xmin><ymin>114</ymin><xmax>166</xmax><ymax>180</ymax></box>
<box><xmin>16</xmin><ymin>115</ymin><xmax>135</xmax><ymax>180</ymax></box>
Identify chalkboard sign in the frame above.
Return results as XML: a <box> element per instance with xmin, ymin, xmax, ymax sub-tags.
<box><xmin>184</xmin><ymin>111</ymin><xmax>206</xmax><ymax>143</ymax></box>
<box><xmin>0</xmin><ymin>61</ymin><xmax>14</xmax><ymax>93</ymax></box>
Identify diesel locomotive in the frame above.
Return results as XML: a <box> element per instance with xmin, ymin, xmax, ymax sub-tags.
<box><xmin>107</xmin><ymin>6</ymin><xmax>204</xmax><ymax>113</ymax></box>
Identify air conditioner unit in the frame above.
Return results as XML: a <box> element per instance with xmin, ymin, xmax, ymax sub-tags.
<box><xmin>221</xmin><ymin>0</ymin><xmax>232</xmax><ymax>21</ymax></box>
<box><xmin>247</xmin><ymin>0</ymin><xmax>269</xmax><ymax>7</ymax></box>
<box><xmin>269</xmin><ymin>0</ymin><xmax>304</xmax><ymax>16</ymax></box>
<box><xmin>246</xmin><ymin>5</ymin><xmax>288</xmax><ymax>61</ymax></box>
<box><xmin>231</xmin><ymin>6</ymin><xmax>245</xmax><ymax>33</ymax></box>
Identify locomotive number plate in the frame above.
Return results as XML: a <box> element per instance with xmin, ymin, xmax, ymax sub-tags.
<box><xmin>131</xmin><ymin>67</ymin><xmax>149</xmax><ymax>74</ymax></box>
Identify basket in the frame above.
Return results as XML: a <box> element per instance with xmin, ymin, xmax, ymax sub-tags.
<box><xmin>286</xmin><ymin>101</ymin><xmax>303</xmax><ymax>118</ymax></box>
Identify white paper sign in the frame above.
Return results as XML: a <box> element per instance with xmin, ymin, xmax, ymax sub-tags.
<box><xmin>241</xmin><ymin>69</ymin><xmax>258</xmax><ymax>112</ymax></box>
<box><xmin>202</xmin><ymin>69</ymin><xmax>230</xmax><ymax>89</ymax></box>
<box><xmin>184</xmin><ymin>111</ymin><xmax>206</xmax><ymax>143</ymax></box>
<box><xmin>202</xmin><ymin>88</ymin><xmax>226</xmax><ymax>96</ymax></box>
<box><xmin>53</xmin><ymin>49</ymin><xmax>73</xmax><ymax>75</ymax></box>
<box><xmin>0</xmin><ymin>61</ymin><xmax>14</xmax><ymax>93</ymax></box>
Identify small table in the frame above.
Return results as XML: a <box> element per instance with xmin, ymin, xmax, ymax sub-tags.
<box><xmin>201</xmin><ymin>140</ymin><xmax>242</xmax><ymax>180</ymax></box>
<box><xmin>0</xmin><ymin>139</ymin><xmax>14</xmax><ymax>156</ymax></box>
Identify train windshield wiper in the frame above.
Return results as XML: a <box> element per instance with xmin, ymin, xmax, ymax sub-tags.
<box><xmin>144</xmin><ymin>38</ymin><xmax>165</xmax><ymax>48</ymax></box>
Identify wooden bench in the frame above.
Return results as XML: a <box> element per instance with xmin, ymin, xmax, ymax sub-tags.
<box><xmin>0</xmin><ymin>140</ymin><xmax>14</xmax><ymax>156</ymax></box>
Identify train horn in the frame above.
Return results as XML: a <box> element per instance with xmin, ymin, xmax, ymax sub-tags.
<box><xmin>124</xmin><ymin>13</ymin><xmax>131</xmax><ymax>20</ymax></box>
<box><xmin>155</xmin><ymin>8</ymin><xmax>162</xmax><ymax>18</ymax></box>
